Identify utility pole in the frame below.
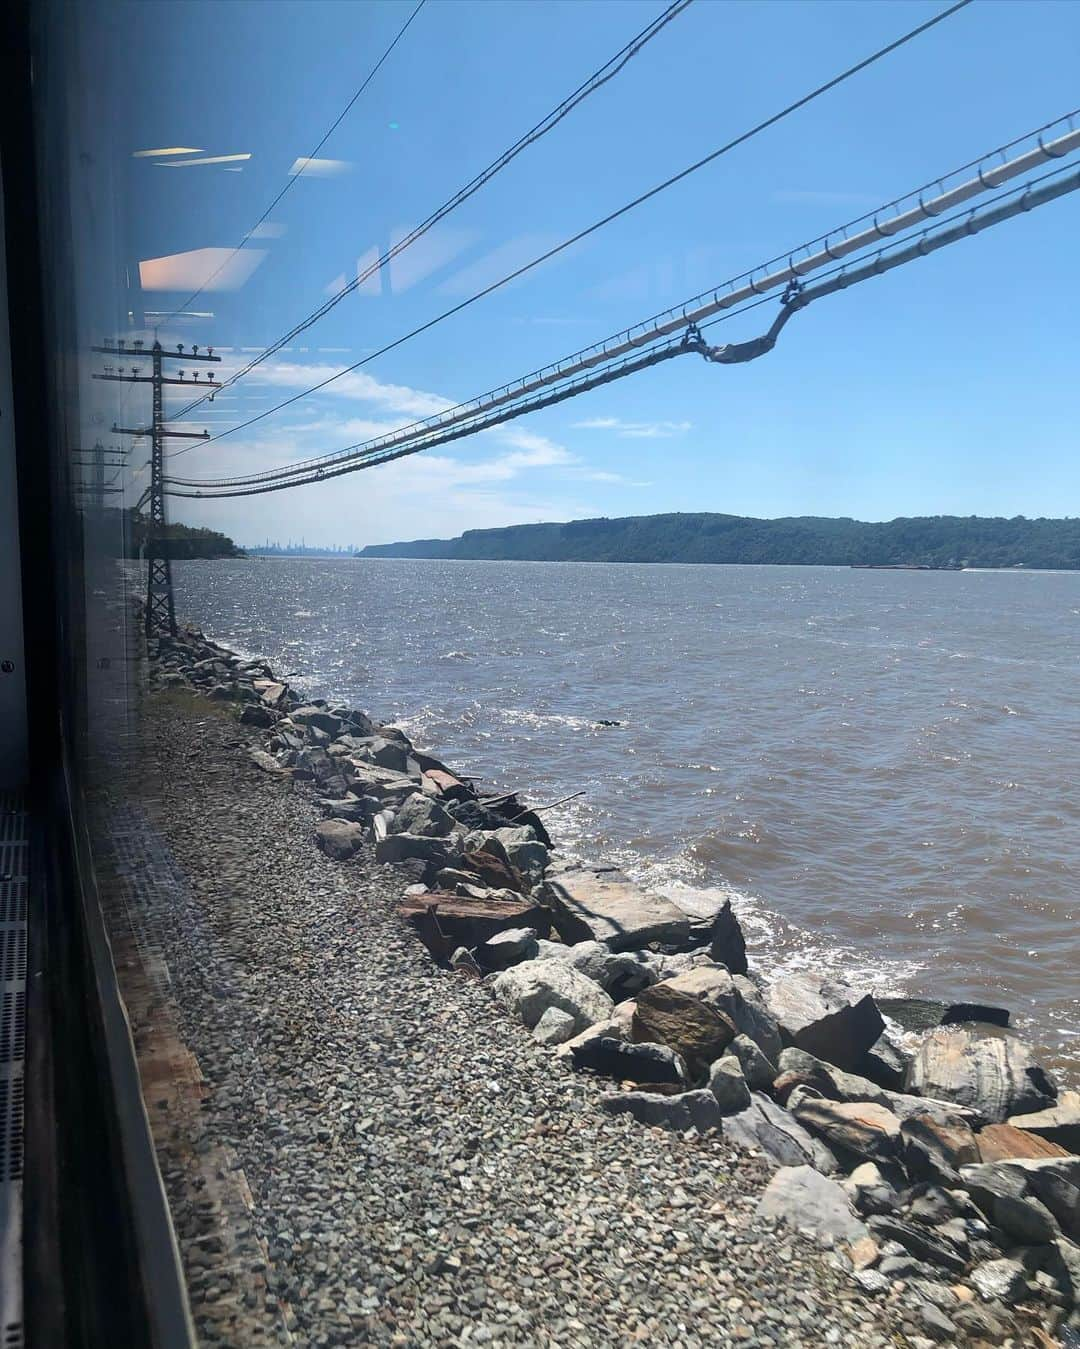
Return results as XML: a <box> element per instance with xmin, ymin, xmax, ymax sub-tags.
<box><xmin>92</xmin><ymin>338</ymin><xmax>220</xmax><ymax>635</ymax></box>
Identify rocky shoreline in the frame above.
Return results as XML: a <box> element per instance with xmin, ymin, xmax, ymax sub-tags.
<box><xmin>148</xmin><ymin>618</ymin><xmax>1079</xmax><ymax>1347</ymax></box>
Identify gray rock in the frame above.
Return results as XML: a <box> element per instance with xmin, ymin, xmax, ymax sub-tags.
<box><xmin>599</xmin><ymin>1088</ymin><xmax>722</xmax><ymax>1134</ymax></box>
<box><xmin>318</xmin><ymin>797</ymin><xmax>375</xmax><ymax>824</ymax></box>
<box><xmin>723</xmin><ymin>1092</ymin><xmax>838</xmax><ymax>1175</ymax></box>
<box><xmin>363</xmin><ymin>736</ymin><xmax>412</xmax><ymax>773</ymax></box>
<box><xmin>541</xmin><ymin>860</ymin><xmax>690</xmax><ymax>951</ymax></box>
<box><xmin>916</xmin><ymin>1304</ymin><xmax>957</xmax><ymax>1342</ymax></box>
<box><xmin>728</xmin><ymin>1033</ymin><xmax>777</xmax><ymax>1091</ymax></box>
<box><xmin>852</xmin><ymin>1269</ymin><xmax>890</xmax><ymax>1294</ymax></box>
<box><xmin>449</xmin><ymin>947</ymin><xmax>482</xmax><ymax>977</ymax></box>
<box><xmin>707</xmin><ymin>1055</ymin><xmax>752</xmax><ymax>1115</ymax></box>
<box><xmin>240</xmin><ymin>703</ymin><xmax>276</xmax><ymax>727</ymax></box>
<box><xmin>764</xmin><ymin>975</ymin><xmax>885</xmax><ymax>1072</ymax></box>
<box><xmin>731</xmin><ymin>976</ymin><xmax>784</xmax><ymax>1065</ymax></box>
<box><xmin>374</xmin><ymin>832</ymin><xmax>461</xmax><ymax>870</ymax></box>
<box><xmin>532</xmin><ymin>1007</ymin><xmax>578</xmax><ymax>1047</ymax></box>
<box><xmin>476</xmin><ymin>927</ymin><xmax>539</xmax><ymax>971</ymax></box>
<box><xmin>492</xmin><ymin>959</ymin><xmax>614</xmax><ymax>1035</ymax></box>
<box><xmin>907</xmin><ymin>1027</ymin><xmax>1057</xmax><ymax>1123</ymax></box>
<box><xmin>1045</xmin><ymin>1237</ymin><xmax>1080</xmax><ymax>1306</ymax></box>
<box><xmin>707</xmin><ymin>898</ymin><xmax>748</xmax><ymax>976</ymax></box>
<box><xmin>866</xmin><ymin>1215</ymin><xmax>967</xmax><ymax>1274</ymax></box>
<box><xmin>571</xmin><ymin>1037</ymin><xmax>686</xmax><ymax>1086</ymax></box>
<box><xmin>1008</xmin><ymin>1090</ymin><xmax>1080</xmax><ymax>1153</ymax></box>
<box><xmin>291</xmin><ymin>705</ymin><xmax>343</xmax><ymax>736</ymax></box>
<box><xmin>960</xmin><ymin>1156</ymin><xmax>1079</xmax><ymax>1243</ymax></box>
<box><xmin>489</xmin><ymin>827</ymin><xmax>549</xmax><ymax>891</ymax></box>
<box><xmin>248</xmin><ymin>748</ymin><xmax>285</xmax><ymax>774</ymax></box>
<box><xmin>756</xmin><ymin>1165</ymin><xmax>868</xmax><ymax>1242</ymax></box>
<box><xmin>314</xmin><ymin>819</ymin><xmax>364</xmax><ymax>860</ymax></box>
<box><xmin>970</xmin><ymin>1258</ymin><xmax>1028</xmax><ymax>1305</ymax></box>
<box><xmin>564</xmin><ymin>942</ymin><xmax>658</xmax><ymax>997</ymax></box>
<box><xmin>856</xmin><ymin>1032</ymin><xmax>911</xmax><ymax>1092</ymax></box>
<box><xmin>391</xmin><ymin>792</ymin><xmax>455</xmax><ymax>838</ymax></box>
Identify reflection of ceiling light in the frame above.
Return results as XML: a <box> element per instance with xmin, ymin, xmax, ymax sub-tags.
<box><xmin>133</xmin><ymin>146</ymin><xmax>204</xmax><ymax>157</ymax></box>
<box><xmin>289</xmin><ymin>156</ymin><xmax>350</xmax><ymax>178</ymax></box>
<box><xmin>144</xmin><ymin>310</ymin><xmax>215</xmax><ymax>319</ymax></box>
<box><xmin>139</xmin><ymin>247</ymin><xmax>266</xmax><ymax>292</ymax></box>
<box><xmin>154</xmin><ymin>153</ymin><xmax>252</xmax><ymax>167</ymax></box>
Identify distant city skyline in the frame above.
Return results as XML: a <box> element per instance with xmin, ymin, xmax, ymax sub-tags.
<box><xmin>119</xmin><ymin>0</ymin><xmax>1080</xmax><ymax>548</ymax></box>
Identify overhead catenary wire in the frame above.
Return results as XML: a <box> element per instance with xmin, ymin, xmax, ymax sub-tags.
<box><xmin>160</xmin><ymin>0</ymin><xmax>428</xmax><ymax>325</ymax></box>
<box><xmin>166</xmin><ymin>160</ymin><xmax>1080</xmax><ymax>500</ymax></box>
<box><xmin>169</xmin><ymin>0</ymin><xmax>696</xmax><ymax>421</ymax></box>
<box><xmin>171</xmin><ymin>0</ymin><xmax>973</xmax><ymax>450</ymax></box>
<box><xmin>169</xmin><ymin>112</ymin><xmax>1080</xmax><ymax>491</ymax></box>
<box><xmin>167</xmin><ymin>105</ymin><xmax>1080</xmax><ymax>476</ymax></box>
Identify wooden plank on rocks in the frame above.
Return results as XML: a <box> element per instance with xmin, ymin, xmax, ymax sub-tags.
<box><xmin>398</xmin><ymin>892</ymin><xmax>550</xmax><ymax>959</ymax></box>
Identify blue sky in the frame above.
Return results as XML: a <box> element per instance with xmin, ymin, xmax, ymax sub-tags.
<box><xmin>116</xmin><ymin>0</ymin><xmax>1080</xmax><ymax>548</ymax></box>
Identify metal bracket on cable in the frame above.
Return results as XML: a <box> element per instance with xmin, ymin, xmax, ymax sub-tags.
<box><xmin>698</xmin><ymin>289</ymin><xmax>805</xmax><ymax>366</ymax></box>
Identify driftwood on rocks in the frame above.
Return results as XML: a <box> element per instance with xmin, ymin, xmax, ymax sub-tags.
<box><xmin>907</xmin><ymin>1027</ymin><xmax>1058</xmax><ymax>1123</ymax></box>
<box><xmin>399</xmin><ymin>893</ymin><xmax>549</xmax><ymax>959</ymax></box>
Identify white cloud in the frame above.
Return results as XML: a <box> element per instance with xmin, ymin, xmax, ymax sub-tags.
<box><xmin>573</xmin><ymin>416</ymin><xmax>691</xmax><ymax>439</ymax></box>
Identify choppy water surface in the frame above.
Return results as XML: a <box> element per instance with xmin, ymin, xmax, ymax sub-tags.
<box><xmin>173</xmin><ymin>559</ymin><xmax>1079</xmax><ymax>1079</ymax></box>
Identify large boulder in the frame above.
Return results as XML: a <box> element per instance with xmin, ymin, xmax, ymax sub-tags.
<box><xmin>900</xmin><ymin>1111</ymin><xmax>980</xmax><ymax>1184</ymax></box>
<box><xmin>960</xmin><ymin>1155</ymin><xmax>1080</xmax><ymax>1243</ymax></box>
<box><xmin>571</xmin><ymin>1037</ymin><xmax>687</xmax><ymax>1086</ymax></box>
<box><xmin>486</xmin><ymin>827</ymin><xmax>549</xmax><ymax>891</ymax></box>
<box><xmin>291</xmin><ymin>705</ymin><xmax>342</xmax><ymax>736</ymax></box>
<box><xmin>707</xmin><ymin>898</ymin><xmax>749</xmax><ymax>975</ymax></box>
<box><xmin>475</xmin><ymin>927</ymin><xmax>539</xmax><ymax>971</ymax></box>
<box><xmin>723</xmin><ymin>1092</ymin><xmax>838</xmax><ymax>1174</ymax></box>
<box><xmin>907</xmin><ymin>1027</ymin><xmax>1057</xmax><ymax>1122</ymax></box>
<box><xmin>764</xmin><ymin>975</ymin><xmax>885</xmax><ymax>1072</ymax></box>
<box><xmin>562</xmin><ymin>942</ymin><xmax>657</xmax><ymax>997</ymax></box>
<box><xmin>492</xmin><ymin>959</ymin><xmax>614</xmax><ymax>1035</ymax></box>
<box><xmin>375</xmin><ymin>832</ymin><xmax>461</xmax><ymax>871</ymax></box>
<box><xmin>631</xmin><ymin>982</ymin><xmax>736</xmax><ymax>1078</ymax></box>
<box><xmin>1008</xmin><ymin>1091</ymin><xmax>1080</xmax><ymax>1153</ymax></box>
<box><xmin>756</xmin><ymin>1165</ymin><xmax>868</xmax><ymax>1243</ymax></box>
<box><xmin>788</xmin><ymin>1091</ymin><xmax>902</xmax><ymax>1164</ymax></box>
<box><xmin>599</xmin><ymin>1089</ymin><xmax>722</xmax><ymax>1134</ymax></box>
<box><xmin>390</xmin><ymin>792</ymin><xmax>456</xmax><ymax>839</ymax></box>
<box><xmin>314</xmin><ymin>819</ymin><xmax>364</xmax><ymax>860</ymax></box>
<box><xmin>976</xmin><ymin>1122</ymin><xmax>1072</xmax><ymax>1163</ymax></box>
<box><xmin>541</xmin><ymin>860</ymin><xmax>690</xmax><ymax>951</ymax></box>
<box><xmin>457</xmin><ymin>849</ymin><xmax>525</xmax><ymax>893</ymax></box>
<box><xmin>661</xmin><ymin>965</ymin><xmax>782</xmax><ymax>1063</ymax></box>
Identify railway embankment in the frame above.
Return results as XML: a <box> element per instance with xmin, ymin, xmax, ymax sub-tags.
<box><xmin>138</xmin><ymin>617</ymin><xmax>1079</xmax><ymax>1347</ymax></box>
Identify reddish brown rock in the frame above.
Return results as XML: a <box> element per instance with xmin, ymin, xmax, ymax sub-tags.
<box><xmin>900</xmin><ymin>1111</ymin><xmax>980</xmax><ymax>1183</ymax></box>
<box><xmin>399</xmin><ymin>893</ymin><xmax>549</xmax><ymax>960</ymax></box>
<box><xmin>631</xmin><ymin>982</ymin><xmax>736</xmax><ymax>1078</ymax></box>
<box><xmin>976</xmin><ymin>1123</ymin><xmax>1072</xmax><ymax>1164</ymax></box>
<box><xmin>458</xmin><ymin>849</ymin><xmax>524</xmax><ymax>892</ymax></box>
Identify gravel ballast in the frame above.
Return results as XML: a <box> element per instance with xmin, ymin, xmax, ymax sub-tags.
<box><xmin>128</xmin><ymin>691</ymin><xmax>1007</xmax><ymax>1347</ymax></box>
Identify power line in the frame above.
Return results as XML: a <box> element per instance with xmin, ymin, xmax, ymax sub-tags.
<box><xmin>160</xmin><ymin>0</ymin><xmax>427</xmax><ymax>325</ymax></box>
<box><xmin>166</xmin><ymin>160</ymin><xmax>1080</xmax><ymax>500</ymax></box>
<box><xmin>169</xmin><ymin>0</ymin><xmax>695</xmax><ymax>422</ymax></box>
<box><xmin>171</xmin><ymin>108</ymin><xmax>1080</xmax><ymax>492</ymax></box>
<box><xmin>173</xmin><ymin>0</ymin><xmax>973</xmax><ymax>449</ymax></box>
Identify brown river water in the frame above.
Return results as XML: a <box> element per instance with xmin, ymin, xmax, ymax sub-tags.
<box><xmin>172</xmin><ymin>559</ymin><xmax>1080</xmax><ymax>1083</ymax></box>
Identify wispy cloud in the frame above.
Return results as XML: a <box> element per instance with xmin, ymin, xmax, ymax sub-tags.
<box><xmin>573</xmin><ymin>416</ymin><xmax>691</xmax><ymax>439</ymax></box>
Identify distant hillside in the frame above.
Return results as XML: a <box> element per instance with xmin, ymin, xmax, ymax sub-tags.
<box><xmin>358</xmin><ymin>513</ymin><xmax>1080</xmax><ymax>570</ymax></box>
<box><xmin>98</xmin><ymin>508</ymin><xmax>245</xmax><ymax>559</ymax></box>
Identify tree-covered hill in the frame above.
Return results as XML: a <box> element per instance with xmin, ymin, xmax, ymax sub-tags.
<box><xmin>358</xmin><ymin>513</ymin><xmax>1080</xmax><ymax>570</ymax></box>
